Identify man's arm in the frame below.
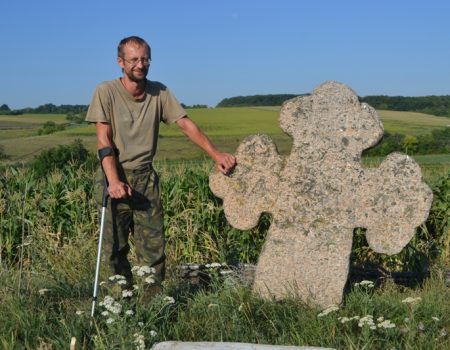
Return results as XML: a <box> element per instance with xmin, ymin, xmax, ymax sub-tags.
<box><xmin>176</xmin><ymin>116</ymin><xmax>236</xmax><ymax>174</ymax></box>
<box><xmin>96</xmin><ymin>122</ymin><xmax>132</xmax><ymax>198</ymax></box>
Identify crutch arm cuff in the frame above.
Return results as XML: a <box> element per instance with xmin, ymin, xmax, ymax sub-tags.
<box><xmin>98</xmin><ymin>147</ymin><xmax>115</xmax><ymax>163</ymax></box>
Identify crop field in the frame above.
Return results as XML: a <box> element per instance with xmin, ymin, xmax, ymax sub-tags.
<box><xmin>1</xmin><ymin>107</ymin><xmax>450</xmax><ymax>165</ymax></box>
<box><xmin>378</xmin><ymin>110</ymin><xmax>450</xmax><ymax>135</ymax></box>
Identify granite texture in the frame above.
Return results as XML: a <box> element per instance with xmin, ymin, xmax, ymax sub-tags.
<box><xmin>209</xmin><ymin>81</ymin><xmax>433</xmax><ymax>307</ymax></box>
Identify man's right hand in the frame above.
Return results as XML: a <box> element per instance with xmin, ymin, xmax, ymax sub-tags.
<box><xmin>107</xmin><ymin>180</ymin><xmax>133</xmax><ymax>199</ymax></box>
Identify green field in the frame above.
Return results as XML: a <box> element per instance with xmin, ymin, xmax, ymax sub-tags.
<box><xmin>1</xmin><ymin>108</ymin><xmax>450</xmax><ymax>167</ymax></box>
<box><xmin>378</xmin><ymin>110</ymin><xmax>450</xmax><ymax>135</ymax></box>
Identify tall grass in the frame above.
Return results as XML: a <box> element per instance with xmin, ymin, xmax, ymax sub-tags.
<box><xmin>0</xmin><ymin>159</ymin><xmax>449</xmax><ymax>348</ymax></box>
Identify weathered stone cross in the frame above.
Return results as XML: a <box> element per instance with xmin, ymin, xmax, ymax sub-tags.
<box><xmin>209</xmin><ymin>81</ymin><xmax>433</xmax><ymax>307</ymax></box>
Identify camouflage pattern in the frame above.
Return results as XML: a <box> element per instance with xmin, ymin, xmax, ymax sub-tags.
<box><xmin>94</xmin><ymin>164</ymin><xmax>165</xmax><ymax>290</ymax></box>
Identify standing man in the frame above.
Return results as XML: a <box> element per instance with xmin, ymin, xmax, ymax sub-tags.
<box><xmin>86</xmin><ymin>36</ymin><xmax>235</xmax><ymax>298</ymax></box>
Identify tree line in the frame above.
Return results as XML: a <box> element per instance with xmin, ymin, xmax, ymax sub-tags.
<box><xmin>359</xmin><ymin>95</ymin><xmax>450</xmax><ymax>117</ymax></box>
<box><xmin>0</xmin><ymin>103</ymin><xmax>88</xmax><ymax>115</ymax></box>
<box><xmin>216</xmin><ymin>94</ymin><xmax>450</xmax><ymax>118</ymax></box>
<box><xmin>216</xmin><ymin>94</ymin><xmax>304</xmax><ymax>107</ymax></box>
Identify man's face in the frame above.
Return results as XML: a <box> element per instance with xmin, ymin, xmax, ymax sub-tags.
<box><xmin>118</xmin><ymin>43</ymin><xmax>151</xmax><ymax>82</ymax></box>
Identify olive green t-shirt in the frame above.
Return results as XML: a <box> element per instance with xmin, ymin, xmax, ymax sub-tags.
<box><xmin>86</xmin><ymin>79</ymin><xmax>186</xmax><ymax>169</ymax></box>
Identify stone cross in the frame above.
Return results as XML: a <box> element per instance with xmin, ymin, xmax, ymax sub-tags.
<box><xmin>209</xmin><ymin>81</ymin><xmax>433</xmax><ymax>308</ymax></box>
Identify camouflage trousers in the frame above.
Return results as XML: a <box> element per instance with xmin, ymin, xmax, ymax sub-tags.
<box><xmin>95</xmin><ymin>164</ymin><xmax>165</xmax><ymax>289</ymax></box>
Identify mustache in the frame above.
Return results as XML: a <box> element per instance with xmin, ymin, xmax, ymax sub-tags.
<box><xmin>135</xmin><ymin>67</ymin><xmax>148</xmax><ymax>74</ymax></box>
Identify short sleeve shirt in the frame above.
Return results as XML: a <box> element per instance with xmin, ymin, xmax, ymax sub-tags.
<box><xmin>86</xmin><ymin>79</ymin><xmax>186</xmax><ymax>169</ymax></box>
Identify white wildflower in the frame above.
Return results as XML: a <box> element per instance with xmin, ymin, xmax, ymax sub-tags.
<box><xmin>138</xmin><ymin>322</ymin><xmax>144</xmax><ymax>327</ymax></box>
<box><xmin>118</xmin><ymin>279</ymin><xmax>128</xmax><ymax>285</ymax></box>
<box><xmin>102</xmin><ymin>296</ymin><xmax>115</xmax><ymax>306</ymax></box>
<box><xmin>378</xmin><ymin>319</ymin><xmax>396</xmax><ymax>329</ymax></box>
<box><xmin>145</xmin><ymin>276</ymin><xmax>155</xmax><ymax>285</ymax></box>
<box><xmin>106</xmin><ymin>318</ymin><xmax>115</xmax><ymax>324</ymax></box>
<box><xmin>359</xmin><ymin>280</ymin><xmax>374</xmax><ymax>287</ymax></box>
<box><xmin>101</xmin><ymin>311</ymin><xmax>109</xmax><ymax>317</ymax></box>
<box><xmin>431</xmin><ymin>317</ymin><xmax>440</xmax><ymax>322</ymax></box>
<box><xmin>317</xmin><ymin>305</ymin><xmax>339</xmax><ymax>317</ymax></box>
<box><xmin>208</xmin><ymin>303</ymin><xmax>219</xmax><ymax>308</ymax></box>
<box><xmin>150</xmin><ymin>330</ymin><xmax>157</xmax><ymax>337</ymax></box>
<box><xmin>105</xmin><ymin>301</ymin><xmax>122</xmax><ymax>314</ymax></box>
<box><xmin>439</xmin><ymin>328</ymin><xmax>448</xmax><ymax>337</ymax></box>
<box><xmin>404</xmin><ymin>317</ymin><xmax>410</xmax><ymax>323</ymax></box>
<box><xmin>238</xmin><ymin>303</ymin><xmax>244</xmax><ymax>312</ymax></box>
<box><xmin>125</xmin><ymin>309</ymin><xmax>135</xmax><ymax>316</ymax></box>
<box><xmin>164</xmin><ymin>296</ymin><xmax>175</xmax><ymax>304</ymax></box>
<box><xmin>135</xmin><ymin>265</ymin><xmax>155</xmax><ymax>276</ymax></box>
<box><xmin>209</xmin><ymin>262</ymin><xmax>222</xmax><ymax>268</ymax></box>
<box><xmin>339</xmin><ymin>315</ymin><xmax>360</xmax><ymax>323</ymax></box>
<box><xmin>76</xmin><ymin>310</ymin><xmax>84</xmax><ymax>316</ymax></box>
<box><xmin>417</xmin><ymin>321</ymin><xmax>425</xmax><ymax>331</ymax></box>
<box><xmin>338</xmin><ymin>316</ymin><xmax>352</xmax><ymax>324</ymax></box>
<box><xmin>133</xmin><ymin>333</ymin><xmax>145</xmax><ymax>350</ymax></box>
<box><xmin>38</xmin><ymin>289</ymin><xmax>50</xmax><ymax>295</ymax></box>
<box><xmin>401</xmin><ymin>296</ymin><xmax>422</xmax><ymax>305</ymax></box>
<box><xmin>377</xmin><ymin>316</ymin><xmax>384</xmax><ymax>322</ymax></box>
<box><xmin>358</xmin><ymin>315</ymin><xmax>375</xmax><ymax>329</ymax></box>
<box><xmin>122</xmin><ymin>289</ymin><xmax>133</xmax><ymax>298</ymax></box>
<box><xmin>109</xmin><ymin>274</ymin><xmax>126</xmax><ymax>282</ymax></box>
<box><xmin>133</xmin><ymin>285</ymin><xmax>139</xmax><ymax>290</ymax></box>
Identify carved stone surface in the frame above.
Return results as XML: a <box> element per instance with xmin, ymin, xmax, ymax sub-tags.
<box><xmin>209</xmin><ymin>81</ymin><xmax>433</xmax><ymax>307</ymax></box>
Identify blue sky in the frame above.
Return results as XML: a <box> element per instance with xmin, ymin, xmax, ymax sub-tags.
<box><xmin>1</xmin><ymin>0</ymin><xmax>449</xmax><ymax>109</ymax></box>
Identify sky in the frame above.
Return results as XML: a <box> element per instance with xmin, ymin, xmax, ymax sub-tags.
<box><xmin>1</xmin><ymin>0</ymin><xmax>449</xmax><ymax>109</ymax></box>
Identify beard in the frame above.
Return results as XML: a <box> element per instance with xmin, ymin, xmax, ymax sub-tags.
<box><xmin>126</xmin><ymin>67</ymin><xmax>149</xmax><ymax>82</ymax></box>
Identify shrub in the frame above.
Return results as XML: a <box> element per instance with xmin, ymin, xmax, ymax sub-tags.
<box><xmin>37</xmin><ymin>121</ymin><xmax>66</xmax><ymax>135</ymax></box>
<box><xmin>30</xmin><ymin>139</ymin><xmax>97</xmax><ymax>178</ymax></box>
<box><xmin>0</xmin><ymin>145</ymin><xmax>8</xmax><ymax>159</ymax></box>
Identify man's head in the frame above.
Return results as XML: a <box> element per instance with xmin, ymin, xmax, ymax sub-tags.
<box><xmin>117</xmin><ymin>36</ymin><xmax>152</xmax><ymax>82</ymax></box>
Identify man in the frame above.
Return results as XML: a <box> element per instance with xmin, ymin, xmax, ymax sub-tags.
<box><xmin>86</xmin><ymin>36</ymin><xmax>235</xmax><ymax>297</ymax></box>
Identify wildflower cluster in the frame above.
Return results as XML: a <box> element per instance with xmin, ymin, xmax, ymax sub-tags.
<box><xmin>337</xmin><ymin>314</ymin><xmax>397</xmax><ymax>330</ymax></box>
<box><xmin>401</xmin><ymin>296</ymin><xmax>422</xmax><ymax>305</ymax></box>
<box><xmin>99</xmin><ymin>295</ymin><xmax>124</xmax><ymax>324</ymax></box>
<box><xmin>132</xmin><ymin>265</ymin><xmax>157</xmax><ymax>285</ymax></box>
<box><xmin>353</xmin><ymin>280</ymin><xmax>375</xmax><ymax>288</ymax></box>
<box><xmin>133</xmin><ymin>333</ymin><xmax>145</xmax><ymax>350</ymax></box>
<box><xmin>317</xmin><ymin>305</ymin><xmax>339</xmax><ymax>317</ymax></box>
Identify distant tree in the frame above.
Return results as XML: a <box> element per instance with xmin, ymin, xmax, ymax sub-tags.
<box><xmin>66</xmin><ymin>111</ymin><xmax>87</xmax><ymax>124</ymax></box>
<box><xmin>402</xmin><ymin>135</ymin><xmax>418</xmax><ymax>154</ymax></box>
<box><xmin>0</xmin><ymin>104</ymin><xmax>10</xmax><ymax>111</ymax></box>
<box><xmin>35</xmin><ymin>103</ymin><xmax>57</xmax><ymax>113</ymax></box>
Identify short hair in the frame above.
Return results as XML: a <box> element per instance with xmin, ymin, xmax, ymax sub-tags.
<box><xmin>117</xmin><ymin>36</ymin><xmax>151</xmax><ymax>58</ymax></box>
